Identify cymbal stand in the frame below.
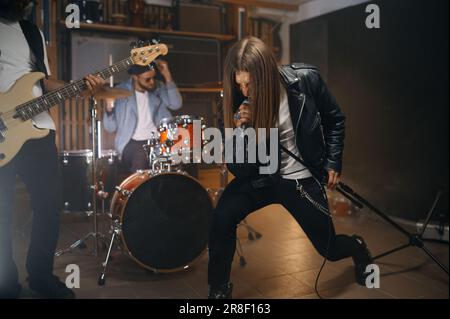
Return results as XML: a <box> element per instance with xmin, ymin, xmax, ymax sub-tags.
<box><xmin>55</xmin><ymin>96</ymin><xmax>109</xmax><ymax>257</ymax></box>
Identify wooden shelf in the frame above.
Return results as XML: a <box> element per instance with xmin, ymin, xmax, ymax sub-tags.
<box><xmin>179</xmin><ymin>88</ymin><xmax>222</xmax><ymax>94</ymax></box>
<box><xmin>216</xmin><ymin>0</ymin><xmax>299</xmax><ymax>11</ymax></box>
<box><xmin>59</xmin><ymin>21</ymin><xmax>235</xmax><ymax>42</ymax></box>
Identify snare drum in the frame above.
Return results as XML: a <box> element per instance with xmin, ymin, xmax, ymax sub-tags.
<box><xmin>59</xmin><ymin>150</ymin><xmax>119</xmax><ymax>212</ymax></box>
<box><xmin>110</xmin><ymin>171</ymin><xmax>213</xmax><ymax>272</ymax></box>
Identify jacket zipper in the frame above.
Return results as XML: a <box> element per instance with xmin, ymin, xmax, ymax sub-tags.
<box><xmin>294</xmin><ymin>92</ymin><xmax>306</xmax><ymax>161</ymax></box>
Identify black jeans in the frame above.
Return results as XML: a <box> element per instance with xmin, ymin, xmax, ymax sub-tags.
<box><xmin>208</xmin><ymin>176</ymin><xmax>358</xmax><ymax>287</ymax></box>
<box><xmin>0</xmin><ymin>131</ymin><xmax>62</xmax><ymax>290</ymax></box>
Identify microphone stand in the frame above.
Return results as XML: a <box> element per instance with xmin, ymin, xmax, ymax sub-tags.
<box><xmin>336</xmin><ymin>181</ymin><xmax>449</xmax><ymax>275</ymax></box>
<box><xmin>55</xmin><ymin>96</ymin><xmax>109</xmax><ymax>257</ymax></box>
<box><xmin>90</xmin><ymin>95</ymin><xmax>99</xmax><ymax>256</ymax></box>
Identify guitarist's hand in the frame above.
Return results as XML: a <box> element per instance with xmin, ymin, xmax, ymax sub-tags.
<box><xmin>83</xmin><ymin>74</ymin><xmax>104</xmax><ymax>96</ymax></box>
<box><xmin>43</xmin><ymin>75</ymin><xmax>103</xmax><ymax>96</ymax></box>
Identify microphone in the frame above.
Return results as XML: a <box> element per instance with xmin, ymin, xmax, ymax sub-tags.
<box><xmin>237</xmin><ymin>99</ymin><xmax>252</xmax><ymax>163</ymax></box>
<box><xmin>239</xmin><ymin>99</ymin><xmax>251</xmax><ymax>130</ymax></box>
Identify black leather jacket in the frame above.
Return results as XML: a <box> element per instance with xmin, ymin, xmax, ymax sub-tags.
<box><xmin>279</xmin><ymin>63</ymin><xmax>346</xmax><ymax>180</ymax></box>
<box><xmin>227</xmin><ymin>63</ymin><xmax>346</xmax><ymax>185</ymax></box>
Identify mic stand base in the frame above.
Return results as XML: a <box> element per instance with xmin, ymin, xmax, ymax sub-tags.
<box><xmin>337</xmin><ymin>183</ymin><xmax>449</xmax><ymax>276</ymax></box>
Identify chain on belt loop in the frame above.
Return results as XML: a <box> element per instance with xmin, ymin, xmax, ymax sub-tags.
<box><xmin>295</xmin><ymin>179</ymin><xmax>332</xmax><ymax>217</ymax></box>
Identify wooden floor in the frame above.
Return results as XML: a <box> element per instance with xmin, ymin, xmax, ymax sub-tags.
<box><xmin>10</xmin><ymin>168</ymin><xmax>449</xmax><ymax>299</ymax></box>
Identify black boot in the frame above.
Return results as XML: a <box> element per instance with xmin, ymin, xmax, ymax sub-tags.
<box><xmin>351</xmin><ymin>235</ymin><xmax>373</xmax><ymax>286</ymax></box>
<box><xmin>28</xmin><ymin>275</ymin><xmax>75</xmax><ymax>299</ymax></box>
<box><xmin>0</xmin><ymin>283</ymin><xmax>22</xmax><ymax>299</ymax></box>
<box><xmin>208</xmin><ymin>282</ymin><xmax>233</xmax><ymax>299</ymax></box>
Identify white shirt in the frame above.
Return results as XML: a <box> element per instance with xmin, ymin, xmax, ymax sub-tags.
<box><xmin>0</xmin><ymin>18</ymin><xmax>55</xmax><ymax>130</ymax></box>
<box><xmin>131</xmin><ymin>90</ymin><xmax>158</xmax><ymax>140</ymax></box>
<box><xmin>278</xmin><ymin>90</ymin><xmax>312</xmax><ymax>180</ymax></box>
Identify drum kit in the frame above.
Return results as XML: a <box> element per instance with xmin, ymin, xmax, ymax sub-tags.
<box><xmin>99</xmin><ymin>113</ymin><xmax>212</xmax><ymax>284</ymax></box>
<box><xmin>54</xmin><ymin>86</ymin><xmax>217</xmax><ymax>285</ymax></box>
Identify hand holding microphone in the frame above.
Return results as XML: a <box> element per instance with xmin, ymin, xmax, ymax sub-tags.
<box><xmin>234</xmin><ymin>99</ymin><xmax>252</xmax><ymax>129</ymax></box>
<box><xmin>233</xmin><ymin>99</ymin><xmax>252</xmax><ymax>164</ymax></box>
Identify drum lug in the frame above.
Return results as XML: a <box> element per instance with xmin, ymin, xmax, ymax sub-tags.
<box><xmin>115</xmin><ymin>186</ymin><xmax>131</xmax><ymax>198</ymax></box>
<box><xmin>112</xmin><ymin>220</ymin><xmax>122</xmax><ymax>234</ymax></box>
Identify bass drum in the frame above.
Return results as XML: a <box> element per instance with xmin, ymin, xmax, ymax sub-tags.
<box><xmin>111</xmin><ymin>171</ymin><xmax>213</xmax><ymax>272</ymax></box>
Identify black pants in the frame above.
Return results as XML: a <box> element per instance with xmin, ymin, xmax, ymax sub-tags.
<box><xmin>121</xmin><ymin>139</ymin><xmax>150</xmax><ymax>174</ymax></box>
<box><xmin>0</xmin><ymin>131</ymin><xmax>62</xmax><ymax>290</ymax></box>
<box><xmin>208</xmin><ymin>176</ymin><xmax>358</xmax><ymax>287</ymax></box>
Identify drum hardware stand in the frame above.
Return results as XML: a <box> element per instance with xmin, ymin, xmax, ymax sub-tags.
<box><xmin>55</xmin><ymin>96</ymin><xmax>110</xmax><ymax>258</ymax></box>
<box><xmin>99</xmin><ymin>182</ymin><xmax>158</xmax><ymax>286</ymax></box>
<box><xmin>146</xmin><ymin>132</ymin><xmax>159</xmax><ymax>164</ymax></box>
<box><xmin>235</xmin><ymin>219</ymin><xmax>263</xmax><ymax>267</ymax></box>
<box><xmin>98</xmin><ymin>220</ymin><xmax>122</xmax><ymax>286</ymax></box>
<box><xmin>337</xmin><ymin>182</ymin><xmax>449</xmax><ymax>275</ymax></box>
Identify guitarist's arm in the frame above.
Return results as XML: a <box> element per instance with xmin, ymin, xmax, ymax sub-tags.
<box><xmin>42</xmin><ymin>78</ymin><xmax>65</xmax><ymax>92</ymax></box>
<box><xmin>43</xmin><ymin>75</ymin><xmax>104</xmax><ymax>97</ymax></box>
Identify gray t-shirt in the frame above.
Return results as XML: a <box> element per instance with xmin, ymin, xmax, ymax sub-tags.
<box><xmin>278</xmin><ymin>90</ymin><xmax>312</xmax><ymax>180</ymax></box>
<box><xmin>0</xmin><ymin>18</ymin><xmax>55</xmax><ymax>130</ymax></box>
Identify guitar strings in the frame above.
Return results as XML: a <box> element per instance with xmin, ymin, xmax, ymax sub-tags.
<box><xmin>1</xmin><ymin>57</ymin><xmax>137</xmax><ymax>127</ymax></box>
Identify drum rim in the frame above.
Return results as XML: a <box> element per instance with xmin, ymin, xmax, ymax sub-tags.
<box><xmin>112</xmin><ymin>171</ymin><xmax>213</xmax><ymax>272</ymax></box>
<box><xmin>158</xmin><ymin>116</ymin><xmax>177</xmax><ymax>127</ymax></box>
<box><xmin>100</xmin><ymin>149</ymin><xmax>119</xmax><ymax>157</ymax></box>
<box><xmin>128</xmin><ymin>246</ymin><xmax>208</xmax><ymax>273</ymax></box>
<box><xmin>60</xmin><ymin>149</ymin><xmax>118</xmax><ymax>157</ymax></box>
<box><xmin>158</xmin><ymin>115</ymin><xmax>205</xmax><ymax>127</ymax></box>
<box><xmin>176</xmin><ymin>115</ymin><xmax>204</xmax><ymax>122</ymax></box>
<box><xmin>60</xmin><ymin>149</ymin><xmax>92</xmax><ymax>156</ymax></box>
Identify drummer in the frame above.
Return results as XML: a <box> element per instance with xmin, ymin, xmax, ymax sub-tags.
<box><xmin>103</xmin><ymin>60</ymin><xmax>182</xmax><ymax>173</ymax></box>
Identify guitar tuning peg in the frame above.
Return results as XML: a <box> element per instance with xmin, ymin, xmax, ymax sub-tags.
<box><xmin>152</xmin><ymin>38</ymin><xmax>160</xmax><ymax>44</ymax></box>
<box><xmin>130</xmin><ymin>41</ymin><xmax>137</xmax><ymax>49</ymax></box>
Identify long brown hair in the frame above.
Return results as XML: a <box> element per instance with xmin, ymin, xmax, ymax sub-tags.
<box><xmin>223</xmin><ymin>37</ymin><xmax>280</xmax><ymax>130</ymax></box>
